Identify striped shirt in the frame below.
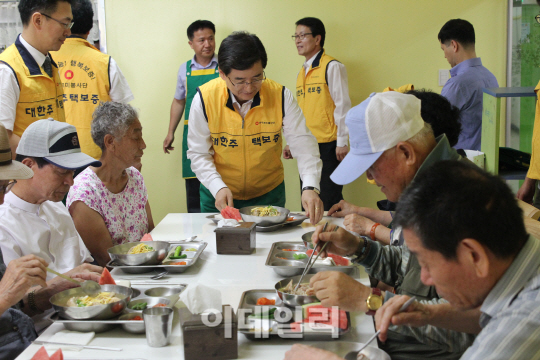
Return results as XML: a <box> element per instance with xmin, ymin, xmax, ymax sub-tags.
<box><xmin>461</xmin><ymin>235</ymin><xmax>540</xmax><ymax>359</ymax></box>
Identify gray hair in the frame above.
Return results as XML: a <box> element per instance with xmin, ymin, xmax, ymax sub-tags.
<box><xmin>91</xmin><ymin>102</ymin><xmax>139</xmax><ymax>151</ymax></box>
<box><xmin>406</xmin><ymin>122</ymin><xmax>434</xmax><ymax>148</ymax></box>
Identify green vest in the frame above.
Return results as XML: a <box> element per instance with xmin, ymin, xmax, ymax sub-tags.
<box><xmin>182</xmin><ymin>60</ymin><xmax>219</xmax><ymax>178</ymax></box>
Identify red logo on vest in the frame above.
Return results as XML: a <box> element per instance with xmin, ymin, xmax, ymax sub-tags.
<box><xmin>64</xmin><ymin>70</ymin><xmax>74</xmax><ymax>80</ymax></box>
<box><xmin>255</xmin><ymin>122</ymin><xmax>259</xmax><ymax>125</ymax></box>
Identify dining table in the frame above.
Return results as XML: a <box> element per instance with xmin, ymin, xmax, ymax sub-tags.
<box><xmin>16</xmin><ymin>213</ymin><xmax>377</xmax><ymax>360</ymax></box>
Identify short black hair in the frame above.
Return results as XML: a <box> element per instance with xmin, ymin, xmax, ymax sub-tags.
<box><xmin>18</xmin><ymin>0</ymin><xmax>72</xmax><ymax>26</ymax></box>
<box><xmin>187</xmin><ymin>20</ymin><xmax>215</xmax><ymax>41</ymax></box>
<box><xmin>395</xmin><ymin>160</ymin><xmax>528</xmax><ymax>260</ymax></box>
<box><xmin>14</xmin><ymin>154</ymin><xmax>49</xmax><ymax>168</ymax></box>
<box><xmin>407</xmin><ymin>89</ymin><xmax>462</xmax><ymax>147</ymax></box>
<box><xmin>438</xmin><ymin>19</ymin><xmax>475</xmax><ymax>47</ymax></box>
<box><xmin>218</xmin><ymin>31</ymin><xmax>267</xmax><ymax>75</ymax></box>
<box><xmin>70</xmin><ymin>0</ymin><xmax>93</xmax><ymax>35</ymax></box>
<box><xmin>295</xmin><ymin>17</ymin><xmax>325</xmax><ymax>48</ymax></box>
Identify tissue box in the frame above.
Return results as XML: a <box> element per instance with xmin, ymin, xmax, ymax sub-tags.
<box><xmin>215</xmin><ymin>222</ymin><xmax>256</xmax><ymax>255</ymax></box>
<box><xmin>180</xmin><ymin>305</ymin><xmax>238</xmax><ymax>360</ymax></box>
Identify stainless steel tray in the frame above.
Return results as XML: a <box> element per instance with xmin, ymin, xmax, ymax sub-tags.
<box><xmin>107</xmin><ymin>242</ymin><xmax>207</xmax><ymax>274</ymax></box>
<box><xmin>237</xmin><ymin>289</ymin><xmax>350</xmax><ymax>340</ymax></box>
<box><xmin>265</xmin><ymin>241</ymin><xmax>355</xmax><ymax>277</ymax></box>
<box><xmin>207</xmin><ymin>213</ymin><xmax>308</xmax><ymax>232</ymax></box>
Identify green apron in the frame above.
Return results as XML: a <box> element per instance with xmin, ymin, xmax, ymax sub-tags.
<box><xmin>182</xmin><ymin>60</ymin><xmax>219</xmax><ymax>178</ymax></box>
<box><xmin>200</xmin><ymin>181</ymin><xmax>286</xmax><ymax>213</ymax></box>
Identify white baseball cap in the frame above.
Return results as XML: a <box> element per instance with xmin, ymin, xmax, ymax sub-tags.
<box><xmin>0</xmin><ymin>123</ymin><xmax>33</xmax><ymax>180</ymax></box>
<box><xmin>16</xmin><ymin>118</ymin><xmax>101</xmax><ymax>170</ymax></box>
<box><xmin>331</xmin><ymin>92</ymin><xmax>425</xmax><ymax>185</ymax></box>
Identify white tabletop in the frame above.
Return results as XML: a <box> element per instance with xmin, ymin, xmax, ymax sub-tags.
<box><xmin>17</xmin><ymin>214</ymin><xmax>376</xmax><ymax>360</ymax></box>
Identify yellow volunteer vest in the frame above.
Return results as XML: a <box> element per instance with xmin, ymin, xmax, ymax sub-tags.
<box><xmin>296</xmin><ymin>50</ymin><xmax>337</xmax><ymax>143</ymax></box>
<box><xmin>199</xmin><ymin>78</ymin><xmax>284</xmax><ymax>200</ymax></box>
<box><xmin>0</xmin><ymin>35</ymin><xmax>65</xmax><ymax>137</ymax></box>
<box><xmin>51</xmin><ymin>37</ymin><xmax>111</xmax><ymax>159</ymax></box>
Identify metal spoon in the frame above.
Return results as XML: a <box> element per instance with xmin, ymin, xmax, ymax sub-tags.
<box><xmin>46</xmin><ymin>267</ymin><xmax>101</xmax><ymax>296</ymax></box>
<box><xmin>150</xmin><ymin>270</ymin><xmax>168</xmax><ymax>280</ymax></box>
<box><xmin>345</xmin><ymin>296</ymin><xmax>418</xmax><ymax>359</ymax></box>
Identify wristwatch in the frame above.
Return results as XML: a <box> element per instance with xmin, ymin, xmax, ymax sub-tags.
<box><xmin>366</xmin><ymin>288</ymin><xmax>383</xmax><ymax>315</ymax></box>
<box><xmin>301</xmin><ymin>186</ymin><xmax>320</xmax><ymax>195</ymax></box>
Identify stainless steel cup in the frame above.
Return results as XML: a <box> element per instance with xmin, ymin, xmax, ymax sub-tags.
<box><xmin>143</xmin><ymin>307</ymin><xmax>174</xmax><ymax>347</ymax></box>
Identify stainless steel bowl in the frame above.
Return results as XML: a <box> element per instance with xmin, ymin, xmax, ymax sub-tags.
<box><xmin>125</xmin><ymin>296</ymin><xmax>171</xmax><ymax>314</ymax></box>
<box><xmin>119</xmin><ymin>313</ymin><xmax>146</xmax><ymax>334</ymax></box>
<box><xmin>50</xmin><ymin>284</ymin><xmax>132</xmax><ymax>320</ymax></box>
<box><xmin>144</xmin><ymin>285</ymin><xmax>186</xmax><ymax>304</ymax></box>
<box><xmin>275</xmin><ymin>274</ymin><xmax>318</xmax><ymax>307</ymax></box>
<box><xmin>108</xmin><ymin>241</ymin><xmax>170</xmax><ymax>266</ymax></box>
<box><xmin>302</xmin><ymin>231</ymin><xmax>315</xmax><ymax>250</ymax></box>
<box><xmin>270</xmin><ymin>260</ymin><xmax>305</xmax><ymax>277</ymax></box>
<box><xmin>239</xmin><ymin>206</ymin><xmax>290</xmax><ymax>226</ymax></box>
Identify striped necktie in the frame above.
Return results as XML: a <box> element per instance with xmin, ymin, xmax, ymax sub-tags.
<box><xmin>42</xmin><ymin>57</ymin><xmax>53</xmax><ymax>77</ymax></box>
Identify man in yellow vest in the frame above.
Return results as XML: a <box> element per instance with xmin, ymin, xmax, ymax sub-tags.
<box><xmin>287</xmin><ymin>17</ymin><xmax>351</xmax><ymax>211</ymax></box>
<box><xmin>163</xmin><ymin>20</ymin><xmax>218</xmax><ymax>213</ymax></box>
<box><xmin>0</xmin><ymin>0</ymin><xmax>71</xmax><ymax>157</ymax></box>
<box><xmin>51</xmin><ymin>0</ymin><xmax>134</xmax><ymax>160</ymax></box>
<box><xmin>187</xmin><ymin>31</ymin><xmax>324</xmax><ymax>224</ymax></box>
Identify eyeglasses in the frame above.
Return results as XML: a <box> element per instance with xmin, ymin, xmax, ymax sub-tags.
<box><xmin>227</xmin><ymin>72</ymin><xmax>266</xmax><ymax>88</ymax></box>
<box><xmin>536</xmin><ymin>14</ymin><xmax>540</xmax><ymax>24</ymax></box>
<box><xmin>291</xmin><ymin>33</ymin><xmax>313</xmax><ymax>41</ymax></box>
<box><xmin>0</xmin><ymin>180</ymin><xmax>16</xmax><ymax>194</ymax></box>
<box><xmin>40</xmin><ymin>13</ymin><xmax>74</xmax><ymax>30</ymax></box>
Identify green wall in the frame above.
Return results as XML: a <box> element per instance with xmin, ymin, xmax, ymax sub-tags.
<box><xmin>104</xmin><ymin>0</ymin><xmax>508</xmax><ymax>223</ymax></box>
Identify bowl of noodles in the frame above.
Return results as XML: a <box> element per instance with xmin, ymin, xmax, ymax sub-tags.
<box><xmin>239</xmin><ymin>205</ymin><xmax>290</xmax><ymax>226</ymax></box>
<box><xmin>50</xmin><ymin>284</ymin><xmax>133</xmax><ymax>320</ymax></box>
<box><xmin>108</xmin><ymin>241</ymin><xmax>170</xmax><ymax>266</ymax></box>
<box><xmin>275</xmin><ymin>274</ymin><xmax>319</xmax><ymax>307</ymax></box>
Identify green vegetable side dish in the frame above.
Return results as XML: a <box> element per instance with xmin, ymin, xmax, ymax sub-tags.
<box><xmin>293</xmin><ymin>253</ymin><xmax>307</xmax><ymax>260</ymax></box>
<box><xmin>130</xmin><ymin>302</ymin><xmax>147</xmax><ymax>310</ymax></box>
<box><xmin>174</xmin><ymin>246</ymin><xmax>182</xmax><ymax>257</ymax></box>
<box><xmin>169</xmin><ymin>254</ymin><xmax>187</xmax><ymax>260</ymax></box>
<box><xmin>248</xmin><ymin>307</ymin><xmax>277</xmax><ymax>319</ymax></box>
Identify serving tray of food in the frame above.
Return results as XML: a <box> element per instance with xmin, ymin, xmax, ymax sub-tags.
<box><xmin>107</xmin><ymin>241</ymin><xmax>207</xmax><ymax>274</ymax></box>
<box><xmin>265</xmin><ymin>241</ymin><xmax>355</xmax><ymax>277</ymax></box>
<box><xmin>206</xmin><ymin>212</ymin><xmax>308</xmax><ymax>232</ymax></box>
<box><xmin>237</xmin><ymin>289</ymin><xmax>350</xmax><ymax>340</ymax></box>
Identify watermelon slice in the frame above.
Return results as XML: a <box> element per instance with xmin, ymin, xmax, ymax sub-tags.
<box><xmin>50</xmin><ymin>349</ymin><xmax>63</xmax><ymax>360</ymax></box>
<box><xmin>31</xmin><ymin>346</ymin><xmax>50</xmax><ymax>360</ymax></box>
<box><xmin>140</xmin><ymin>233</ymin><xmax>153</xmax><ymax>241</ymax></box>
<box><xmin>99</xmin><ymin>268</ymin><xmax>116</xmax><ymax>285</ymax></box>
<box><xmin>220</xmin><ymin>206</ymin><xmax>242</xmax><ymax>221</ymax></box>
<box><xmin>306</xmin><ymin>250</ymin><xmax>350</xmax><ymax>266</ymax></box>
<box><xmin>304</xmin><ymin>304</ymin><xmax>348</xmax><ymax>330</ymax></box>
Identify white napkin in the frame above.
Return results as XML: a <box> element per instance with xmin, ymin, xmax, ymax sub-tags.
<box><xmin>44</xmin><ymin>330</ymin><xmax>95</xmax><ymax>352</ymax></box>
<box><xmin>179</xmin><ymin>284</ymin><xmax>222</xmax><ymax>314</ymax></box>
<box><xmin>217</xmin><ymin>219</ymin><xmax>239</xmax><ymax>227</ymax></box>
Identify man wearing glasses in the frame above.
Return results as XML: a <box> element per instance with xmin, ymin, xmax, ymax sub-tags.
<box><xmin>187</xmin><ymin>31</ymin><xmax>324</xmax><ymax>225</ymax></box>
<box><xmin>288</xmin><ymin>17</ymin><xmax>351</xmax><ymax>211</ymax></box>
<box><xmin>0</xmin><ymin>0</ymin><xmax>73</xmax><ymax>156</ymax></box>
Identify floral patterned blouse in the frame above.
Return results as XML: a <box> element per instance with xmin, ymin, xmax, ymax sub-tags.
<box><xmin>67</xmin><ymin>167</ymin><xmax>149</xmax><ymax>246</ymax></box>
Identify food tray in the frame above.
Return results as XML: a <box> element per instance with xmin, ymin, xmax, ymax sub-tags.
<box><xmin>106</xmin><ymin>242</ymin><xmax>207</xmax><ymax>274</ymax></box>
<box><xmin>207</xmin><ymin>213</ymin><xmax>308</xmax><ymax>232</ymax></box>
<box><xmin>237</xmin><ymin>289</ymin><xmax>350</xmax><ymax>340</ymax></box>
<box><xmin>265</xmin><ymin>242</ymin><xmax>355</xmax><ymax>277</ymax></box>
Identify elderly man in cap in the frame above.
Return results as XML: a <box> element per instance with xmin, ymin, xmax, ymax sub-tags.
<box><xmin>0</xmin><ymin>118</ymin><xmax>101</xmax><ymax>279</ymax></box>
<box><xmin>0</xmin><ymin>122</ymin><xmax>99</xmax><ymax>359</ymax></box>
<box><xmin>285</xmin><ymin>92</ymin><xmax>475</xmax><ymax>360</ymax></box>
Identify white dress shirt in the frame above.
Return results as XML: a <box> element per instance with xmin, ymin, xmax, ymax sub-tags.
<box><xmin>302</xmin><ymin>50</ymin><xmax>351</xmax><ymax>147</ymax></box>
<box><xmin>0</xmin><ymin>34</ymin><xmax>133</xmax><ymax>131</ymax></box>
<box><xmin>187</xmin><ymin>84</ymin><xmax>322</xmax><ymax>197</ymax></box>
<box><xmin>0</xmin><ymin>191</ymin><xmax>93</xmax><ymax>281</ymax></box>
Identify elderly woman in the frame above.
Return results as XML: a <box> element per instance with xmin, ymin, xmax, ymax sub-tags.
<box><xmin>67</xmin><ymin>102</ymin><xmax>154</xmax><ymax>266</ymax></box>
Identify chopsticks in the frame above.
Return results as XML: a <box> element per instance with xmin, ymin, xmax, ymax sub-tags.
<box><xmin>294</xmin><ymin>222</ymin><xmax>337</xmax><ymax>291</ymax></box>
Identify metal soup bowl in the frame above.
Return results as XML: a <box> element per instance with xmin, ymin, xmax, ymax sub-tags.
<box><xmin>50</xmin><ymin>284</ymin><xmax>132</xmax><ymax>320</ymax></box>
<box><xmin>144</xmin><ymin>285</ymin><xmax>186</xmax><ymax>304</ymax></box>
<box><xmin>275</xmin><ymin>274</ymin><xmax>318</xmax><ymax>307</ymax></box>
<box><xmin>301</xmin><ymin>231</ymin><xmax>315</xmax><ymax>250</ymax></box>
<box><xmin>125</xmin><ymin>297</ymin><xmax>172</xmax><ymax>314</ymax></box>
<box><xmin>239</xmin><ymin>206</ymin><xmax>290</xmax><ymax>226</ymax></box>
<box><xmin>108</xmin><ymin>241</ymin><xmax>170</xmax><ymax>266</ymax></box>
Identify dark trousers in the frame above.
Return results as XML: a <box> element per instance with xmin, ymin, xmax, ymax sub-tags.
<box><xmin>185</xmin><ymin>177</ymin><xmax>201</xmax><ymax>213</ymax></box>
<box><xmin>301</xmin><ymin>141</ymin><xmax>343</xmax><ymax>211</ymax></box>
